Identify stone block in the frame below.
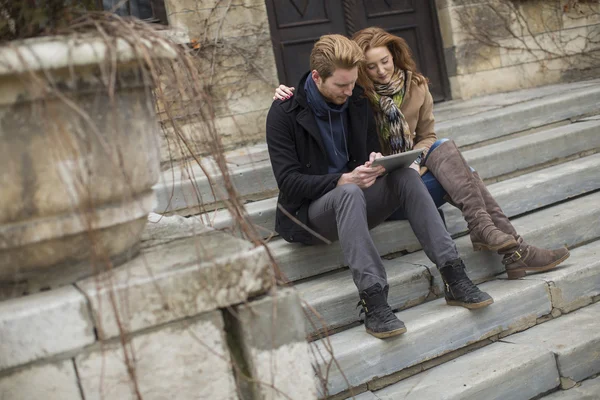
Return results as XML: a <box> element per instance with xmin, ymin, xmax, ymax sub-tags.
<box><xmin>76</xmin><ymin>311</ymin><xmax>237</xmax><ymax>400</ymax></box>
<box><xmin>542</xmin><ymin>375</ymin><xmax>600</xmax><ymax>399</ymax></box>
<box><xmin>518</xmin><ymin>0</ymin><xmax>563</xmax><ymax>34</ymax></box>
<box><xmin>312</xmin><ymin>279</ymin><xmax>552</xmax><ymax>396</ymax></box>
<box><xmin>436</xmin><ymin>7</ymin><xmax>456</xmax><ymax>48</ymax></box>
<box><xmin>231</xmin><ymin>288</ymin><xmax>317</xmax><ymax>400</ymax></box>
<box><xmin>506</xmin><ymin>302</ymin><xmax>600</xmax><ymax>383</ymax></box>
<box><xmin>455</xmin><ymin>41</ymin><xmax>502</xmax><ymax>74</ymax></box>
<box><xmin>373</xmin><ymin>342</ymin><xmax>559</xmax><ymax>400</ymax></box>
<box><xmin>167</xmin><ymin>1</ymin><xmax>269</xmax><ymax>42</ymax></box>
<box><xmin>77</xmin><ymin>231</ymin><xmax>272</xmax><ymax>339</ymax></box>
<box><xmin>562</xmin><ymin>4</ymin><xmax>600</xmax><ymax>30</ymax></box>
<box><xmin>523</xmin><ymin>239</ymin><xmax>600</xmax><ymax>313</ymax></box>
<box><xmin>0</xmin><ymin>360</ymin><xmax>82</xmax><ymax>400</ymax></box>
<box><xmin>0</xmin><ymin>286</ymin><xmax>95</xmax><ymax>371</ymax></box>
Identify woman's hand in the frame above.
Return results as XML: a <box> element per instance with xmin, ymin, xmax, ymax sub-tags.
<box><xmin>273</xmin><ymin>85</ymin><xmax>295</xmax><ymax>101</ymax></box>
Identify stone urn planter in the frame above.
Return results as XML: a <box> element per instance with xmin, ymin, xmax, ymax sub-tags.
<box><xmin>0</xmin><ymin>36</ymin><xmax>174</xmax><ymax>295</ymax></box>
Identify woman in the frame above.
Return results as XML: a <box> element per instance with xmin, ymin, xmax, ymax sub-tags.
<box><xmin>273</xmin><ymin>27</ymin><xmax>569</xmax><ymax>279</ymax></box>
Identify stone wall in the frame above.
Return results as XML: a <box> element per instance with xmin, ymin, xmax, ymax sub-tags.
<box><xmin>159</xmin><ymin>0</ymin><xmax>279</xmax><ymax>164</ymax></box>
<box><xmin>0</xmin><ymin>214</ymin><xmax>317</xmax><ymax>400</ymax></box>
<box><xmin>436</xmin><ymin>0</ymin><xmax>600</xmax><ymax>99</ymax></box>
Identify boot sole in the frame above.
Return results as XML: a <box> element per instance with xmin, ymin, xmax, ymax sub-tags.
<box><xmin>506</xmin><ymin>251</ymin><xmax>571</xmax><ymax>280</ymax></box>
<box><xmin>366</xmin><ymin>326</ymin><xmax>407</xmax><ymax>339</ymax></box>
<box><xmin>472</xmin><ymin>239</ymin><xmax>517</xmax><ymax>252</ymax></box>
<box><xmin>446</xmin><ymin>297</ymin><xmax>494</xmax><ymax>309</ymax></box>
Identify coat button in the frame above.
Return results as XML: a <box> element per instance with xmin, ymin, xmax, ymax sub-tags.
<box><xmin>306</xmin><ymin>163</ymin><xmax>311</xmax><ymax>168</ymax></box>
<box><xmin>290</xmin><ymin>235</ymin><xmax>294</xmax><ymax>242</ymax></box>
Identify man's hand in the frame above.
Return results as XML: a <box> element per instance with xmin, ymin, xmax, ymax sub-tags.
<box><xmin>338</xmin><ymin>163</ymin><xmax>385</xmax><ymax>189</ymax></box>
<box><xmin>408</xmin><ymin>163</ymin><xmax>420</xmax><ymax>174</ymax></box>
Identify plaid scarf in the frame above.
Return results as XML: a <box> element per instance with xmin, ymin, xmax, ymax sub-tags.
<box><xmin>369</xmin><ymin>70</ymin><xmax>413</xmax><ymax>155</ymax></box>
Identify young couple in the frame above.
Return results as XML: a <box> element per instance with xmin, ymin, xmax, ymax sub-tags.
<box><xmin>265</xmin><ymin>28</ymin><xmax>569</xmax><ymax>339</ymax></box>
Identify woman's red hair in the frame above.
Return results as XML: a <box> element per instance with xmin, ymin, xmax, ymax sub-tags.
<box><xmin>352</xmin><ymin>27</ymin><xmax>427</xmax><ymax>96</ymax></box>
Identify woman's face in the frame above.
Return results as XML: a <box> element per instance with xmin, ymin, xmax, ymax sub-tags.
<box><xmin>364</xmin><ymin>46</ymin><xmax>395</xmax><ymax>85</ymax></box>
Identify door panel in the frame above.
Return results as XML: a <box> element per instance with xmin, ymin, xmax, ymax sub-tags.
<box><xmin>265</xmin><ymin>0</ymin><xmax>449</xmax><ymax>101</ymax></box>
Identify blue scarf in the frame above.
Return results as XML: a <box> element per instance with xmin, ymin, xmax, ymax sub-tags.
<box><xmin>304</xmin><ymin>74</ymin><xmax>350</xmax><ymax>174</ymax></box>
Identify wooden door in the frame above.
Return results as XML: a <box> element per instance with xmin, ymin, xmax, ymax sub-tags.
<box><xmin>265</xmin><ymin>0</ymin><xmax>450</xmax><ymax>101</ymax></box>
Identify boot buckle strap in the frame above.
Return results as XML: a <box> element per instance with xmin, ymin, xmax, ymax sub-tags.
<box><xmin>502</xmin><ymin>250</ymin><xmax>522</xmax><ymax>265</ymax></box>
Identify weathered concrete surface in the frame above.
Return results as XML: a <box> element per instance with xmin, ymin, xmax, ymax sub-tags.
<box><xmin>232</xmin><ymin>289</ymin><xmax>317</xmax><ymax>400</ymax></box>
<box><xmin>542</xmin><ymin>375</ymin><xmax>600</xmax><ymax>399</ymax></box>
<box><xmin>345</xmin><ymin>391</ymin><xmax>379</xmax><ymax>400</ymax></box>
<box><xmin>436</xmin><ymin>83</ymin><xmax>600</xmax><ymax>146</ymax></box>
<box><xmin>312</xmin><ymin>279</ymin><xmax>552</xmax><ymax>396</ymax></box>
<box><xmin>373</xmin><ymin>342</ymin><xmax>559</xmax><ymax>400</ymax></box>
<box><xmin>76</xmin><ymin>311</ymin><xmax>237</xmax><ymax>400</ymax></box>
<box><xmin>522</xmin><ymin>240</ymin><xmax>600</xmax><ymax>313</ymax></box>
<box><xmin>77</xmin><ymin>230</ymin><xmax>272</xmax><ymax>339</ymax></box>
<box><xmin>0</xmin><ymin>286</ymin><xmax>95</xmax><ymax>371</ymax></box>
<box><xmin>141</xmin><ymin>212</ymin><xmax>212</xmax><ymax>249</ymax></box>
<box><xmin>297</xmin><ymin>261</ymin><xmax>430</xmax><ymax>336</ymax></box>
<box><xmin>464</xmin><ymin>119</ymin><xmax>600</xmax><ymax>180</ymax></box>
<box><xmin>0</xmin><ymin>360</ymin><xmax>82</xmax><ymax>400</ymax></box>
<box><xmin>506</xmin><ymin>302</ymin><xmax>600</xmax><ymax>383</ymax></box>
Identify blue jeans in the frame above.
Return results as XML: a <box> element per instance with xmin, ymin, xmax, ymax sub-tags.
<box><xmin>388</xmin><ymin>139</ymin><xmax>449</xmax><ymax>220</ymax></box>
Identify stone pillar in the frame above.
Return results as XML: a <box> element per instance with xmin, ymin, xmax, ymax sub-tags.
<box><xmin>228</xmin><ymin>288</ymin><xmax>317</xmax><ymax>400</ymax></box>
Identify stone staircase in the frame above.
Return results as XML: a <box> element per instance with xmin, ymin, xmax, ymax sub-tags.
<box><xmin>155</xmin><ymin>78</ymin><xmax>600</xmax><ymax>399</ymax></box>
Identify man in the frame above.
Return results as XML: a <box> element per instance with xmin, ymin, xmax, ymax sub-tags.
<box><xmin>266</xmin><ymin>34</ymin><xmax>491</xmax><ymax>339</ymax></box>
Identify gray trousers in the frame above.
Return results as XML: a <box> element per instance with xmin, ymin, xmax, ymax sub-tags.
<box><xmin>307</xmin><ymin>168</ymin><xmax>460</xmax><ymax>291</ymax></box>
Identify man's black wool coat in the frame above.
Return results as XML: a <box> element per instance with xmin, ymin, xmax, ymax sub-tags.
<box><xmin>266</xmin><ymin>72</ymin><xmax>381</xmax><ymax>244</ymax></box>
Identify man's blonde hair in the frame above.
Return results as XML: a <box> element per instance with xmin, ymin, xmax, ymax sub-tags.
<box><xmin>310</xmin><ymin>34</ymin><xmax>365</xmax><ymax>81</ymax></box>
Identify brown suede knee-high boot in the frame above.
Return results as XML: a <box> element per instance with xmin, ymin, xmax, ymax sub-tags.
<box><xmin>425</xmin><ymin>140</ymin><xmax>517</xmax><ymax>251</ymax></box>
<box><xmin>471</xmin><ymin>171</ymin><xmax>570</xmax><ymax>279</ymax></box>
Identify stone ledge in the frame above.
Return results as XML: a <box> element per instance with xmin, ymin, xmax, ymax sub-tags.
<box><xmin>0</xmin><ymin>286</ymin><xmax>95</xmax><ymax>371</ymax></box>
<box><xmin>522</xmin><ymin>239</ymin><xmax>600</xmax><ymax>313</ymax></box>
<box><xmin>232</xmin><ymin>288</ymin><xmax>317</xmax><ymax>400</ymax></box>
<box><xmin>0</xmin><ymin>360</ymin><xmax>82</xmax><ymax>400</ymax></box>
<box><xmin>505</xmin><ymin>302</ymin><xmax>600</xmax><ymax>384</ymax></box>
<box><xmin>75</xmin><ymin>310</ymin><xmax>237</xmax><ymax>400</ymax></box>
<box><xmin>78</xmin><ymin>219</ymin><xmax>273</xmax><ymax>339</ymax></box>
<box><xmin>373</xmin><ymin>342</ymin><xmax>559</xmax><ymax>400</ymax></box>
<box><xmin>542</xmin><ymin>375</ymin><xmax>600</xmax><ymax>399</ymax></box>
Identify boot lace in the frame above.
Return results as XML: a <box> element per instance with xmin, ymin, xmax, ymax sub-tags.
<box><xmin>357</xmin><ymin>301</ymin><xmax>397</xmax><ymax>323</ymax></box>
<box><xmin>450</xmin><ymin>279</ymin><xmax>481</xmax><ymax>298</ymax></box>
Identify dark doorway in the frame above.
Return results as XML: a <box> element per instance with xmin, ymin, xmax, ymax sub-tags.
<box><xmin>265</xmin><ymin>0</ymin><xmax>450</xmax><ymax>102</ymax></box>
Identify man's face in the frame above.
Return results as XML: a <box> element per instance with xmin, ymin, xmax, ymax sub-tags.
<box><xmin>313</xmin><ymin>67</ymin><xmax>358</xmax><ymax>105</ymax></box>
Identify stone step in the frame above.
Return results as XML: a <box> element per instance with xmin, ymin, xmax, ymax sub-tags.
<box><xmin>369</xmin><ymin>301</ymin><xmax>600</xmax><ymax>400</ymax></box>
<box><xmin>153</xmin><ymin>81</ymin><xmax>600</xmax><ymax>215</ymax></box>
<box><xmin>209</xmin><ymin>139</ymin><xmax>600</xmax><ymax>240</ymax></box>
<box><xmin>505</xmin><ymin>301</ymin><xmax>600</xmax><ymax>388</ymax></box>
<box><xmin>275</xmin><ymin>166</ymin><xmax>600</xmax><ymax>283</ymax></box>
<box><xmin>540</xmin><ymin>375</ymin><xmax>600</xmax><ymax>399</ymax></box>
<box><xmin>371</xmin><ymin>342</ymin><xmax>559</xmax><ymax>400</ymax></box>
<box><xmin>436</xmin><ymin>81</ymin><xmax>600</xmax><ymax>148</ymax></box>
<box><xmin>462</xmin><ymin>119</ymin><xmax>600</xmax><ymax>181</ymax></box>
<box><xmin>300</xmin><ymin>231</ymin><xmax>600</xmax><ymax>338</ymax></box>
<box><xmin>312</xmin><ymin>278</ymin><xmax>553</xmax><ymax>397</ymax></box>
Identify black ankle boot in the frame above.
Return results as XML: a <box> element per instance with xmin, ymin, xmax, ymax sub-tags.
<box><xmin>358</xmin><ymin>283</ymin><xmax>407</xmax><ymax>339</ymax></box>
<box><xmin>439</xmin><ymin>259</ymin><xmax>494</xmax><ymax>309</ymax></box>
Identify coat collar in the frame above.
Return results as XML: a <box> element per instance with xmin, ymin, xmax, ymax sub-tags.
<box><xmin>293</xmin><ymin>71</ymin><xmax>367</xmax><ymax>157</ymax></box>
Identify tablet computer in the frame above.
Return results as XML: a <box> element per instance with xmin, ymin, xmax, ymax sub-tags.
<box><xmin>371</xmin><ymin>148</ymin><xmax>424</xmax><ymax>172</ymax></box>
